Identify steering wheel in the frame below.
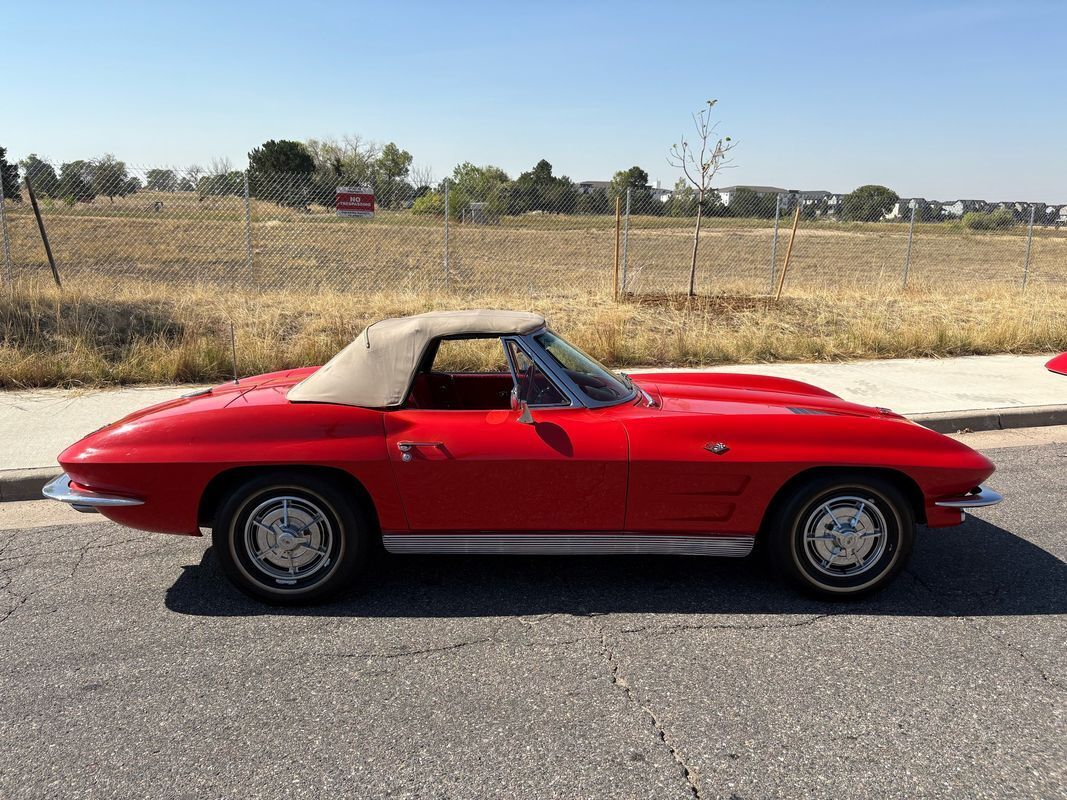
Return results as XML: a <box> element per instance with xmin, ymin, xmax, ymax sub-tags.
<box><xmin>522</xmin><ymin>365</ymin><xmax>555</xmax><ymax>405</ymax></box>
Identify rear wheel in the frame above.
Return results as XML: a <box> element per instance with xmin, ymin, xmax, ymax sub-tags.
<box><xmin>212</xmin><ymin>473</ymin><xmax>368</xmax><ymax>604</ymax></box>
<box><xmin>767</xmin><ymin>474</ymin><xmax>914</xmax><ymax>598</ymax></box>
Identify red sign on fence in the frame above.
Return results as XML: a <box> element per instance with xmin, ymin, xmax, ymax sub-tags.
<box><xmin>336</xmin><ymin>186</ymin><xmax>375</xmax><ymax>218</ymax></box>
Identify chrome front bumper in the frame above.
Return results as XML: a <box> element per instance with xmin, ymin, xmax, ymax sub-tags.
<box><xmin>42</xmin><ymin>473</ymin><xmax>144</xmax><ymax>514</ymax></box>
<box><xmin>934</xmin><ymin>486</ymin><xmax>1003</xmax><ymax>509</ymax></box>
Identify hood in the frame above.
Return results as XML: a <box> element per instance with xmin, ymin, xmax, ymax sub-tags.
<box><xmin>631</xmin><ymin>371</ymin><xmax>903</xmax><ymax>421</ymax></box>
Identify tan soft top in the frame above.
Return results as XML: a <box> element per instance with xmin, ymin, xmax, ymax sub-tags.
<box><xmin>287</xmin><ymin>309</ymin><xmax>546</xmax><ymax>408</ymax></box>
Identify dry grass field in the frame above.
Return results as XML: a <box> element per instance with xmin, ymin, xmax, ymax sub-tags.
<box><xmin>2</xmin><ymin>193</ymin><xmax>1065</xmax><ymax>387</ymax></box>
<box><xmin>2</xmin><ymin>276</ymin><xmax>1065</xmax><ymax>388</ymax></box>
<box><xmin>3</xmin><ymin>191</ymin><xmax>1066</xmax><ymax>295</ymax></box>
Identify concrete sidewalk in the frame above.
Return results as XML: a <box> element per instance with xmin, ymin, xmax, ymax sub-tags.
<box><xmin>2</xmin><ymin>353</ymin><xmax>1064</xmax><ymax>500</ymax></box>
<box><xmin>674</xmin><ymin>353</ymin><xmax>1065</xmax><ymax>415</ymax></box>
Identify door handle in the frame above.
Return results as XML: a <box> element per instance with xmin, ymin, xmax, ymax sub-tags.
<box><xmin>397</xmin><ymin>441</ymin><xmax>443</xmax><ymax>461</ymax></box>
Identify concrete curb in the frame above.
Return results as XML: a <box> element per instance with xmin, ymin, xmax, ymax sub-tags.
<box><xmin>0</xmin><ymin>405</ymin><xmax>1064</xmax><ymax>504</ymax></box>
<box><xmin>0</xmin><ymin>467</ymin><xmax>62</xmax><ymax>502</ymax></box>
<box><xmin>909</xmin><ymin>404</ymin><xmax>1067</xmax><ymax>434</ymax></box>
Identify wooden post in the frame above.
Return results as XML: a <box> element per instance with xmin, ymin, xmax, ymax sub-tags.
<box><xmin>613</xmin><ymin>195</ymin><xmax>621</xmax><ymax>301</ymax></box>
<box><xmin>25</xmin><ymin>177</ymin><xmax>61</xmax><ymax>288</ymax></box>
<box><xmin>773</xmin><ymin>205</ymin><xmax>801</xmax><ymax>301</ymax></box>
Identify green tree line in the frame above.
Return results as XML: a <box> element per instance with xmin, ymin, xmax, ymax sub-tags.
<box><xmin>1</xmin><ymin>142</ymin><xmax>1058</xmax><ymax>227</ymax></box>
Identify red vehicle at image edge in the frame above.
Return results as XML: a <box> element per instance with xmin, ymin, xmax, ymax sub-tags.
<box><xmin>43</xmin><ymin>310</ymin><xmax>1002</xmax><ymax>604</ymax></box>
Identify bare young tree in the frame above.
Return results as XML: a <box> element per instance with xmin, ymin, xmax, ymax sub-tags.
<box><xmin>408</xmin><ymin>161</ymin><xmax>435</xmax><ymax>191</ymax></box>
<box><xmin>306</xmin><ymin>135</ymin><xmax>382</xmax><ymax>183</ymax></box>
<box><xmin>667</xmin><ymin>100</ymin><xmax>735</xmax><ymax>297</ymax></box>
<box><xmin>181</xmin><ymin>163</ymin><xmax>205</xmax><ymax>193</ymax></box>
<box><xmin>209</xmin><ymin>156</ymin><xmax>233</xmax><ymax>175</ymax></box>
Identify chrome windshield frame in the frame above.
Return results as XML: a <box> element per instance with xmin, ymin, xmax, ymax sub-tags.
<box><xmin>512</xmin><ymin>327</ymin><xmax>637</xmax><ymax>410</ymax></box>
<box><xmin>502</xmin><ymin>335</ymin><xmax>574</xmax><ymax>409</ymax></box>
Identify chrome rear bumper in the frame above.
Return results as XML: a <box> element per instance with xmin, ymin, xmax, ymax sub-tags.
<box><xmin>934</xmin><ymin>486</ymin><xmax>1003</xmax><ymax>509</ymax></box>
<box><xmin>42</xmin><ymin>473</ymin><xmax>144</xmax><ymax>513</ymax></box>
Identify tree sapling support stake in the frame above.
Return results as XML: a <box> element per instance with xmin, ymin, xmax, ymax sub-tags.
<box><xmin>26</xmin><ymin>177</ymin><xmax>61</xmax><ymax>288</ymax></box>
<box><xmin>774</xmin><ymin>204</ymin><xmax>801</xmax><ymax>301</ymax></box>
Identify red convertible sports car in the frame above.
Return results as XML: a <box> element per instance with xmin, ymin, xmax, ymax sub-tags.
<box><xmin>44</xmin><ymin>310</ymin><xmax>1001</xmax><ymax>603</ymax></box>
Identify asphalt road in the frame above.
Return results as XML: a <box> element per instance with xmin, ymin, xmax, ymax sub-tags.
<box><xmin>1</xmin><ymin>431</ymin><xmax>1064</xmax><ymax>799</ymax></box>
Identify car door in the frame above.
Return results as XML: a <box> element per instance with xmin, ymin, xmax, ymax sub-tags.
<box><xmin>383</xmin><ymin>407</ymin><xmax>627</xmax><ymax>532</ymax></box>
<box><xmin>382</xmin><ymin>339</ymin><xmax>628</xmax><ymax>534</ymax></box>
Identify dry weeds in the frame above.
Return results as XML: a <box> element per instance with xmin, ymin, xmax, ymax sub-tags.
<box><xmin>2</xmin><ymin>276</ymin><xmax>1064</xmax><ymax>388</ymax></box>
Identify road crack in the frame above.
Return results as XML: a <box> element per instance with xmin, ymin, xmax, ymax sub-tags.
<box><xmin>617</xmin><ymin>613</ymin><xmax>832</xmax><ymax>638</ymax></box>
<box><xmin>325</xmin><ymin>636</ymin><xmax>495</xmax><ymax>660</ymax></box>
<box><xmin>0</xmin><ymin>587</ymin><xmax>29</xmax><ymax>626</ymax></box>
<box><xmin>599</xmin><ymin>627</ymin><xmax>701</xmax><ymax>799</ymax></box>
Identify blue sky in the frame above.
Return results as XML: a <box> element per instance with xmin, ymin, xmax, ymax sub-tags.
<box><xmin>7</xmin><ymin>1</ymin><xmax>1066</xmax><ymax>201</ymax></box>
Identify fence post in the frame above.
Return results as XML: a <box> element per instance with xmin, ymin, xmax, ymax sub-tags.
<box><xmin>242</xmin><ymin>171</ymin><xmax>254</xmax><ymax>284</ymax></box>
<box><xmin>443</xmin><ymin>178</ymin><xmax>450</xmax><ymax>288</ymax></box>
<box><xmin>769</xmin><ymin>193</ymin><xmax>781</xmax><ymax>293</ymax></box>
<box><xmin>0</xmin><ymin>176</ymin><xmax>11</xmax><ymax>285</ymax></box>
<box><xmin>613</xmin><ymin>197</ymin><xmax>621</xmax><ymax>301</ymax></box>
<box><xmin>620</xmin><ymin>187</ymin><xmax>631</xmax><ymax>294</ymax></box>
<box><xmin>1021</xmin><ymin>204</ymin><xmax>1036</xmax><ymax>290</ymax></box>
<box><xmin>902</xmin><ymin>200</ymin><xmax>917</xmax><ymax>288</ymax></box>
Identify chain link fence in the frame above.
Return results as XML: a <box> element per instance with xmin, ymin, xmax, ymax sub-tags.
<box><xmin>2</xmin><ymin>160</ymin><xmax>1065</xmax><ymax>295</ymax></box>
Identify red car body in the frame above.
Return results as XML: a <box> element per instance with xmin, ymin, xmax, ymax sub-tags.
<box><xmin>1047</xmin><ymin>353</ymin><xmax>1067</xmax><ymax>376</ymax></box>
<box><xmin>56</xmin><ymin>366</ymin><xmax>992</xmax><ymax>544</ymax></box>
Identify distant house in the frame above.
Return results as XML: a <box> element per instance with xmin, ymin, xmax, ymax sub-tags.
<box><xmin>648</xmin><ymin>180</ymin><xmax>673</xmax><ymax>203</ymax></box>
<box><xmin>939</xmin><ymin>199</ymin><xmax>985</xmax><ymax>218</ymax></box>
<box><xmin>577</xmin><ymin>179</ymin><xmax>674</xmax><ymax>202</ymax></box>
<box><xmin>826</xmin><ymin>193</ymin><xmax>849</xmax><ymax>214</ymax></box>
<box><xmin>716</xmin><ymin>185</ymin><xmax>786</xmax><ymax>206</ymax></box>
<box><xmin>716</xmin><ymin>185</ymin><xmax>830</xmax><ymax>209</ymax></box>
<box><xmin>886</xmin><ymin>199</ymin><xmax>924</xmax><ymax>220</ymax></box>
<box><xmin>576</xmin><ymin>180</ymin><xmax>611</xmax><ymax>195</ymax></box>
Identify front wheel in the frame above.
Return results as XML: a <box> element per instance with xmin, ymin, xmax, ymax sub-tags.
<box><xmin>212</xmin><ymin>473</ymin><xmax>368</xmax><ymax>604</ymax></box>
<box><xmin>767</xmin><ymin>475</ymin><xmax>914</xmax><ymax>598</ymax></box>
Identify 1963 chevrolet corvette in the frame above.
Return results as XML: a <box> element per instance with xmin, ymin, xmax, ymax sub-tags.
<box><xmin>44</xmin><ymin>310</ymin><xmax>1001</xmax><ymax>603</ymax></box>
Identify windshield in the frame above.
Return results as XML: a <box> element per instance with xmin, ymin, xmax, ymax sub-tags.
<box><xmin>534</xmin><ymin>331</ymin><xmax>635</xmax><ymax>405</ymax></box>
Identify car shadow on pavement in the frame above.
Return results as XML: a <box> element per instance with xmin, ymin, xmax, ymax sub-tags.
<box><xmin>164</xmin><ymin>516</ymin><xmax>1066</xmax><ymax>619</ymax></box>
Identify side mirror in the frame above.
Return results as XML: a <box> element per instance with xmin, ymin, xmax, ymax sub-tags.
<box><xmin>511</xmin><ymin>387</ymin><xmax>534</xmax><ymax>424</ymax></box>
<box><xmin>517</xmin><ymin>400</ymin><xmax>534</xmax><ymax>425</ymax></box>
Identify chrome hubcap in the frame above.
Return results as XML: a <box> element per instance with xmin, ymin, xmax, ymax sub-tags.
<box><xmin>243</xmin><ymin>495</ymin><xmax>334</xmax><ymax>585</ymax></box>
<box><xmin>802</xmin><ymin>495</ymin><xmax>888</xmax><ymax>577</ymax></box>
